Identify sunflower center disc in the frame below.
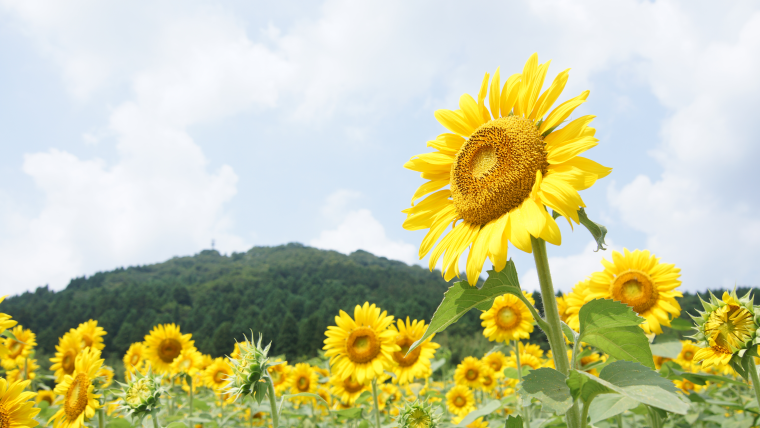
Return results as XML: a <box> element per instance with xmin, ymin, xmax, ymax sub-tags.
<box><xmin>130</xmin><ymin>354</ymin><xmax>140</xmax><ymax>366</ymax></box>
<box><xmin>0</xmin><ymin>405</ymin><xmax>8</xmax><ymax>428</ymax></box>
<box><xmin>346</xmin><ymin>327</ymin><xmax>381</xmax><ymax>364</ymax></box>
<box><xmin>451</xmin><ymin>116</ymin><xmax>548</xmax><ymax>225</ymax></box>
<box><xmin>65</xmin><ymin>373</ymin><xmax>90</xmax><ymax>420</ymax></box>
<box><xmin>297</xmin><ymin>376</ymin><xmax>309</xmax><ymax>391</ymax></box>
<box><xmin>62</xmin><ymin>353</ymin><xmax>75</xmax><ymax>374</ymax></box>
<box><xmin>158</xmin><ymin>338</ymin><xmax>182</xmax><ymax>363</ymax></box>
<box><xmin>8</xmin><ymin>341</ymin><xmax>21</xmax><ymax>358</ymax></box>
<box><xmin>214</xmin><ymin>371</ymin><xmax>226</xmax><ymax>384</ymax></box>
<box><xmin>408</xmin><ymin>408</ymin><xmax>431</xmax><ymax>428</ymax></box>
<box><xmin>392</xmin><ymin>336</ymin><xmax>421</xmax><ymax>367</ymax></box>
<box><xmin>708</xmin><ymin>304</ymin><xmax>754</xmax><ymax>350</ymax></box>
<box><xmin>465</xmin><ymin>369</ymin><xmax>478</xmax><ymax>381</ymax></box>
<box><xmin>488</xmin><ymin>360</ymin><xmax>502</xmax><ymax>372</ymax></box>
<box><xmin>610</xmin><ymin>270</ymin><xmax>658</xmax><ymax>314</ymax></box>
<box><xmin>343</xmin><ymin>377</ymin><xmax>365</xmax><ymax>393</ymax></box>
<box><xmin>454</xmin><ymin>396</ymin><xmax>466</xmax><ymax>407</ymax></box>
<box><xmin>496</xmin><ymin>307</ymin><xmax>520</xmax><ymax>330</ymax></box>
<box><xmin>482</xmin><ymin>374</ymin><xmax>493</xmax><ymax>387</ymax></box>
<box><xmin>683</xmin><ymin>351</ymin><xmax>693</xmax><ymax>361</ymax></box>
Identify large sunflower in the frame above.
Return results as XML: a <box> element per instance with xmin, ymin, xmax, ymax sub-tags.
<box><xmin>583</xmin><ymin>249</ymin><xmax>682</xmax><ymax>334</ymax></box>
<box><xmin>446</xmin><ymin>385</ymin><xmax>475</xmax><ymax>417</ymax></box>
<box><xmin>0</xmin><ymin>378</ymin><xmax>39</xmax><ymax>427</ymax></box>
<box><xmin>76</xmin><ymin>320</ymin><xmax>106</xmax><ymax>351</ymax></box>
<box><xmin>143</xmin><ymin>324</ymin><xmax>195</xmax><ymax>374</ymax></box>
<box><xmin>49</xmin><ymin>347</ymin><xmax>103</xmax><ymax>428</ymax></box>
<box><xmin>328</xmin><ymin>374</ymin><xmax>369</xmax><ymax>405</ymax></box>
<box><xmin>1</xmin><ymin>326</ymin><xmax>36</xmax><ymax>370</ymax></box>
<box><xmin>480</xmin><ymin>291</ymin><xmax>536</xmax><ymax>342</ymax></box>
<box><xmin>323</xmin><ymin>302</ymin><xmax>399</xmax><ymax>384</ymax></box>
<box><xmin>390</xmin><ymin>317</ymin><xmax>440</xmax><ymax>385</ymax></box>
<box><xmin>50</xmin><ymin>329</ymin><xmax>84</xmax><ymax>383</ymax></box>
<box><xmin>403</xmin><ymin>53</ymin><xmax>611</xmax><ymax>285</ymax></box>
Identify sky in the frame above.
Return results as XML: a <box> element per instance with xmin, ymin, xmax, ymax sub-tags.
<box><xmin>0</xmin><ymin>0</ymin><xmax>758</xmax><ymax>296</ymax></box>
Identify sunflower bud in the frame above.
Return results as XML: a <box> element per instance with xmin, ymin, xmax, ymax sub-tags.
<box><xmin>692</xmin><ymin>290</ymin><xmax>760</xmax><ymax>368</ymax></box>
<box><xmin>396</xmin><ymin>399</ymin><xmax>440</xmax><ymax>428</ymax></box>
<box><xmin>117</xmin><ymin>368</ymin><xmax>164</xmax><ymax>421</ymax></box>
<box><xmin>225</xmin><ymin>333</ymin><xmax>271</xmax><ymax>403</ymax></box>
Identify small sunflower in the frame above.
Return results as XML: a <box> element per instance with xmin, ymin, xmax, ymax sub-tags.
<box><xmin>479</xmin><ymin>366</ymin><xmax>497</xmax><ymax>392</ymax></box>
<box><xmin>123</xmin><ymin>342</ymin><xmax>146</xmax><ymax>374</ymax></box>
<box><xmin>507</xmin><ymin>352</ymin><xmax>543</xmax><ymax>371</ymax></box>
<box><xmin>673</xmin><ymin>378</ymin><xmax>706</xmax><ymax>393</ymax></box>
<box><xmin>653</xmin><ymin>355</ymin><xmax>673</xmax><ymax>370</ymax></box>
<box><xmin>287</xmin><ymin>363</ymin><xmax>318</xmax><ymax>406</ymax></box>
<box><xmin>203</xmin><ymin>358</ymin><xmax>233</xmax><ymax>391</ymax></box>
<box><xmin>323</xmin><ymin>302</ymin><xmax>399</xmax><ymax>384</ymax></box>
<box><xmin>378</xmin><ymin>382</ymin><xmax>402</xmax><ymax>411</ymax></box>
<box><xmin>390</xmin><ymin>317</ymin><xmax>440</xmax><ymax>385</ymax></box>
<box><xmin>563</xmin><ymin>281</ymin><xmax>589</xmax><ymax>331</ymax></box>
<box><xmin>446</xmin><ymin>384</ymin><xmax>475</xmax><ymax>417</ymax></box>
<box><xmin>171</xmin><ymin>348</ymin><xmax>203</xmax><ymax>375</ymax></box>
<box><xmin>482</xmin><ymin>351</ymin><xmax>509</xmax><ymax>377</ymax></box>
<box><xmin>97</xmin><ymin>366</ymin><xmax>114</xmax><ymax>389</ymax></box>
<box><xmin>403</xmin><ymin>53</ymin><xmax>611</xmax><ymax>285</ymax></box>
<box><xmin>328</xmin><ymin>374</ymin><xmax>370</xmax><ymax>405</ymax></box>
<box><xmin>50</xmin><ymin>329</ymin><xmax>84</xmax><ymax>383</ymax></box>
<box><xmin>556</xmin><ymin>295</ymin><xmax>569</xmax><ymax>324</ymax></box>
<box><xmin>1</xmin><ymin>326</ymin><xmax>36</xmax><ymax>370</ymax></box>
<box><xmin>76</xmin><ymin>320</ymin><xmax>106</xmax><ymax>351</ymax></box>
<box><xmin>143</xmin><ymin>324</ymin><xmax>195</xmax><ymax>374</ymax></box>
<box><xmin>693</xmin><ymin>291</ymin><xmax>759</xmax><ymax>368</ymax></box>
<box><xmin>517</xmin><ymin>342</ymin><xmax>544</xmax><ymax>359</ymax></box>
<box><xmin>676</xmin><ymin>340</ymin><xmax>701</xmax><ymax>370</ymax></box>
<box><xmin>584</xmin><ymin>249</ymin><xmax>683</xmax><ymax>334</ymax></box>
<box><xmin>481</xmin><ymin>291</ymin><xmax>536</xmax><ymax>342</ymax></box>
<box><xmin>6</xmin><ymin>357</ymin><xmax>39</xmax><ymax>383</ymax></box>
<box><xmin>36</xmin><ymin>389</ymin><xmax>56</xmax><ymax>406</ymax></box>
<box><xmin>316</xmin><ymin>386</ymin><xmax>332</xmax><ymax>411</ymax></box>
<box><xmin>454</xmin><ymin>357</ymin><xmax>483</xmax><ymax>389</ymax></box>
<box><xmin>267</xmin><ymin>359</ymin><xmax>291</xmax><ymax>395</ymax></box>
<box><xmin>0</xmin><ymin>378</ymin><xmax>40</xmax><ymax>427</ymax></box>
<box><xmin>49</xmin><ymin>347</ymin><xmax>104</xmax><ymax>428</ymax></box>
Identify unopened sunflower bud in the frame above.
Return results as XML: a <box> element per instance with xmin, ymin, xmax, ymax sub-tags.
<box><xmin>396</xmin><ymin>399</ymin><xmax>440</xmax><ymax>428</ymax></box>
<box><xmin>116</xmin><ymin>368</ymin><xmax>164</xmax><ymax>421</ymax></box>
<box><xmin>692</xmin><ymin>290</ymin><xmax>760</xmax><ymax>368</ymax></box>
<box><xmin>225</xmin><ymin>333</ymin><xmax>271</xmax><ymax>403</ymax></box>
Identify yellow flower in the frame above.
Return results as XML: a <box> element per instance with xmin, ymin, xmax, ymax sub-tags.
<box><xmin>563</xmin><ymin>281</ymin><xmax>590</xmax><ymax>331</ymax></box>
<box><xmin>1</xmin><ymin>326</ymin><xmax>36</xmax><ymax>370</ymax></box>
<box><xmin>390</xmin><ymin>317</ymin><xmax>440</xmax><ymax>385</ymax></box>
<box><xmin>482</xmin><ymin>351</ymin><xmax>509</xmax><ymax>377</ymax></box>
<box><xmin>287</xmin><ymin>363</ymin><xmax>318</xmax><ymax>406</ymax></box>
<box><xmin>268</xmin><ymin>359</ymin><xmax>291</xmax><ymax>395</ymax></box>
<box><xmin>673</xmin><ymin>378</ymin><xmax>706</xmax><ymax>393</ymax></box>
<box><xmin>97</xmin><ymin>366</ymin><xmax>114</xmax><ymax>389</ymax></box>
<box><xmin>378</xmin><ymin>382</ymin><xmax>401</xmax><ymax>411</ymax></box>
<box><xmin>49</xmin><ymin>347</ymin><xmax>104</xmax><ymax>428</ymax></box>
<box><xmin>479</xmin><ymin>366</ymin><xmax>497</xmax><ymax>393</ymax></box>
<box><xmin>507</xmin><ymin>352</ymin><xmax>543</xmax><ymax>371</ymax></box>
<box><xmin>584</xmin><ymin>249</ymin><xmax>683</xmax><ymax>334</ymax></box>
<box><xmin>517</xmin><ymin>342</ymin><xmax>544</xmax><ymax>359</ymax></box>
<box><xmin>403</xmin><ymin>53</ymin><xmax>611</xmax><ymax>285</ymax></box>
<box><xmin>123</xmin><ymin>342</ymin><xmax>146</xmax><ymax>374</ymax></box>
<box><xmin>446</xmin><ymin>384</ymin><xmax>475</xmax><ymax>417</ymax></box>
<box><xmin>480</xmin><ymin>291</ymin><xmax>535</xmax><ymax>342</ymax></box>
<box><xmin>143</xmin><ymin>324</ymin><xmax>195</xmax><ymax>374</ymax></box>
<box><xmin>316</xmin><ymin>386</ymin><xmax>332</xmax><ymax>410</ymax></box>
<box><xmin>171</xmin><ymin>347</ymin><xmax>203</xmax><ymax>375</ymax></box>
<box><xmin>693</xmin><ymin>291</ymin><xmax>758</xmax><ymax>368</ymax></box>
<box><xmin>36</xmin><ymin>389</ymin><xmax>56</xmax><ymax>406</ymax></box>
<box><xmin>652</xmin><ymin>355</ymin><xmax>673</xmax><ymax>370</ymax></box>
<box><xmin>556</xmin><ymin>295</ymin><xmax>569</xmax><ymax>324</ymax></box>
<box><xmin>76</xmin><ymin>320</ymin><xmax>106</xmax><ymax>351</ymax></box>
<box><xmin>50</xmin><ymin>329</ymin><xmax>84</xmax><ymax>383</ymax></box>
<box><xmin>323</xmin><ymin>302</ymin><xmax>399</xmax><ymax>384</ymax></box>
<box><xmin>676</xmin><ymin>340</ymin><xmax>701</xmax><ymax>371</ymax></box>
<box><xmin>6</xmin><ymin>357</ymin><xmax>39</xmax><ymax>383</ymax></box>
<box><xmin>203</xmin><ymin>357</ymin><xmax>233</xmax><ymax>391</ymax></box>
<box><xmin>454</xmin><ymin>357</ymin><xmax>484</xmax><ymax>389</ymax></box>
<box><xmin>467</xmin><ymin>417</ymin><xmax>490</xmax><ymax>428</ymax></box>
<box><xmin>0</xmin><ymin>378</ymin><xmax>40</xmax><ymax>427</ymax></box>
<box><xmin>328</xmin><ymin>374</ymin><xmax>369</xmax><ymax>405</ymax></box>
<box><xmin>198</xmin><ymin>354</ymin><xmax>214</xmax><ymax>371</ymax></box>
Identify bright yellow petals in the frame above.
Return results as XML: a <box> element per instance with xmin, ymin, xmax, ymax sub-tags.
<box><xmin>203</xmin><ymin>358</ymin><xmax>233</xmax><ymax>391</ymax></box>
<box><xmin>0</xmin><ymin>378</ymin><xmax>40</xmax><ymax>428</ymax></box>
<box><xmin>480</xmin><ymin>291</ymin><xmax>536</xmax><ymax>342</ymax></box>
<box><xmin>404</xmin><ymin>53</ymin><xmax>609</xmax><ymax>285</ymax></box>
<box><xmin>323</xmin><ymin>302</ymin><xmax>399</xmax><ymax>384</ymax></box>
<box><xmin>482</xmin><ymin>351</ymin><xmax>509</xmax><ymax>377</ymax></box>
<box><xmin>676</xmin><ymin>341</ymin><xmax>701</xmax><ymax>370</ymax></box>
<box><xmin>1</xmin><ymin>326</ymin><xmax>36</xmax><ymax>370</ymax></box>
<box><xmin>673</xmin><ymin>378</ymin><xmax>706</xmax><ymax>394</ymax></box>
<box><xmin>268</xmin><ymin>359</ymin><xmax>291</xmax><ymax>395</ymax></box>
<box><xmin>693</xmin><ymin>291</ymin><xmax>758</xmax><ymax>369</ymax></box>
<box><xmin>171</xmin><ymin>347</ymin><xmax>203</xmax><ymax>375</ymax></box>
<box><xmin>454</xmin><ymin>357</ymin><xmax>484</xmax><ymax>389</ymax></box>
<box><xmin>584</xmin><ymin>249</ymin><xmax>683</xmax><ymax>334</ymax></box>
<box><xmin>50</xmin><ymin>329</ymin><xmax>84</xmax><ymax>383</ymax></box>
<box><xmin>49</xmin><ymin>347</ymin><xmax>104</xmax><ymax>428</ymax></box>
<box><xmin>328</xmin><ymin>374</ymin><xmax>370</xmax><ymax>406</ymax></box>
<box><xmin>446</xmin><ymin>384</ymin><xmax>475</xmax><ymax>417</ymax></box>
<box><xmin>123</xmin><ymin>342</ymin><xmax>146</xmax><ymax>374</ymax></box>
<box><xmin>287</xmin><ymin>363</ymin><xmax>318</xmax><ymax>406</ymax></box>
<box><xmin>5</xmin><ymin>357</ymin><xmax>39</xmax><ymax>383</ymax></box>
<box><xmin>389</xmin><ymin>317</ymin><xmax>439</xmax><ymax>385</ymax></box>
<box><xmin>143</xmin><ymin>324</ymin><xmax>195</xmax><ymax>375</ymax></box>
<box><xmin>76</xmin><ymin>320</ymin><xmax>106</xmax><ymax>351</ymax></box>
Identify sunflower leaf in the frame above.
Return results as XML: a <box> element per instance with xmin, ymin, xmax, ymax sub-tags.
<box><xmin>577</xmin><ymin>299</ymin><xmax>655</xmax><ymax>370</ymax></box>
<box><xmin>520</xmin><ymin>368</ymin><xmax>573</xmax><ymax>414</ymax></box>
<box><xmin>588</xmin><ymin>394</ymin><xmax>640</xmax><ymax>424</ymax></box>
<box><xmin>649</xmin><ymin>335</ymin><xmax>682</xmax><ymax>359</ymax></box>
<box><xmin>407</xmin><ymin>260</ymin><xmax>523</xmax><ymax>354</ymax></box>
<box><xmin>577</xmin><ymin>208</ymin><xmax>608</xmax><ymax>251</ymax></box>
<box><xmin>504</xmin><ymin>415</ymin><xmax>525</xmax><ymax>428</ymax></box>
<box><xmin>454</xmin><ymin>400</ymin><xmax>502</xmax><ymax>426</ymax></box>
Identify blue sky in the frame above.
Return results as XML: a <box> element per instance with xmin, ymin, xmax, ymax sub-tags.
<box><xmin>1</xmin><ymin>0</ymin><xmax>759</xmax><ymax>295</ymax></box>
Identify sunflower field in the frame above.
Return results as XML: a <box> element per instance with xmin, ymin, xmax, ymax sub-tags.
<box><xmin>2</xmin><ymin>53</ymin><xmax>760</xmax><ymax>428</ymax></box>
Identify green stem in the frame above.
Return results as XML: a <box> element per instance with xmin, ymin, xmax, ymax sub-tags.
<box><xmin>616</xmin><ymin>413</ymin><xmax>624</xmax><ymax>428</ymax></box>
<box><xmin>151</xmin><ymin>412</ymin><xmax>161</xmax><ymax>428</ymax></box>
<box><xmin>371</xmin><ymin>378</ymin><xmax>382</xmax><ymax>428</ymax></box>
<box><xmin>168</xmin><ymin>377</ymin><xmax>175</xmax><ymax>416</ymax></box>
<box><xmin>266</xmin><ymin>376</ymin><xmax>280</xmax><ymax>428</ymax></box>
<box><xmin>97</xmin><ymin>407</ymin><xmax>105</xmax><ymax>428</ymax></box>
<box><xmin>530</xmin><ymin>236</ymin><xmax>581</xmax><ymax>428</ymax></box>
<box><xmin>645</xmin><ymin>406</ymin><xmax>662</xmax><ymax>428</ymax></box>
<box><xmin>250</xmin><ymin>398</ymin><xmax>255</xmax><ymax>428</ymax></box>
<box><xmin>749</xmin><ymin>361</ymin><xmax>760</xmax><ymax>411</ymax></box>
<box><xmin>580</xmin><ymin>403</ymin><xmax>590</xmax><ymax>428</ymax></box>
<box><xmin>514</xmin><ymin>341</ymin><xmax>530</xmax><ymax>428</ymax></box>
<box><xmin>188</xmin><ymin>375</ymin><xmax>194</xmax><ymax>417</ymax></box>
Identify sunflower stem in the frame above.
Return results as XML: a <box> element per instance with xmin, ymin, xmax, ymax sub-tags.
<box><xmin>513</xmin><ymin>340</ymin><xmax>530</xmax><ymax>428</ymax></box>
<box><xmin>188</xmin><ymin>374</ymin><xmax>194</xmax><ymax>417</ymax></box>
<box><xmin>98</xmin><ymin>407</ymin><xmax>105</xmax><ymax>428</ymax></box>
<box><xmin>151</xmin><ymin>412</ymin><xmax>161</xmax><ymax>428</ymax></box>
<box><xmin>266</xmin><ymin>376</ymin><xmax>280</xmax><ymax>428</ymax></box>
<box><xmin>530</xmin><ymin>235</ymin><xmax>581</xmax><ymax>428</ymax></box>
<box><xmin>749</xmin><ymin>361</ymin><xmax>760</xmax><ymax>411</ymax></box>
<box><xmin>372</xmin><ymin>378</ymin><xmax>382</xmax><ymax>428</ymax></box>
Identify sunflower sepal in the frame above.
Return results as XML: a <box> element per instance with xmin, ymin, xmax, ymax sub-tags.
<box><xmin>395</xmin><ymin>399</ymin><xmax>442</xmax><ymax>428</ymax></box>
<box><xmin>115</xmin><ymin>367</ymin><xmax>165</xmax><ymax>423</ymax></box>
<box><xmin>224</xmin><ymin>333</ymin><xmax>272</xmax><ymax>404</ymax></box>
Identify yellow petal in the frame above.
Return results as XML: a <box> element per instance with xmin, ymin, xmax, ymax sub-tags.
<box><xmin>434</xmin><ymin>109</ymin><xmax>474</xmax><ymax>137</ymax></box>
<box><xmin>539</xmin><ymin>90</ymin><xmax>590</xmax><ymax>134</ymax></box>
<box><xmin>521</xmin><ymin>60</ymin><xmax>551</xmax><ymax>119</ymax></box>
<box><xmin>459</xmin><ymin>94</ymin><xmax>485</xmax><ymax>130</ymax></box>
<box><xmin>419</xmin><ymin>206</ymin><xmax>457</xmax><ymax>258</ymax></box>
<box><xmin>552</xmin><ymin>156</ymin><xmax>612</xmax><ymax>179</ymax></box>
<box><xmin>514</xmin><ymin>53</ymin><xmax>538</xmax><ymax>117</ymax></box>
<box><xmin>520</xmin><ymin>197</ymin><xmax>546</xmax><ymax>238</ymax></box>
<box><xmin>547</xmin><ymin>136</ymin><xmax>599</xmax><ymax>164</ymax></box>
<box><xmin>499</xmin><ymin>73</ymin><xmax>522</xmax><ymax>117</ymax></box>
<box><xmin>507</xmin><ymin>208</ymin><xmax>533</xmax><ymax>253</ymax></box>
<box><xmin>488</xmin><ymin>214</ymin><xmax>509</xmax><ymax>262</ymax></box>
<box><xmin>428</xmin><ymin>219</ymin><xmax>461</xmax><ymax>270</ymax></box>
<box><xmin>477</xmin><ymin>72</ymin><xmax>492</xmax><ymax>123</ymax></box>
<box><xmin>539</xmin><ymin>210</ymin><xmax>562</xmax><ymax>246</ymax></box>
<box><xmin>411</xmin><ymin>180</ymin><xmax>450</xmax><ymax>203</ymax></box>
<box><xmin>427</xmin><ymin>133</ymin><xmax>465</xmax><ymax>154</ymax></box>
<box><xmin>466</xmin><ymin>224</ymin><xmax>492</xmax><ymax>285</ymax></box>
<box><xmin>488</xmin><ymin>67</ymin><xmax>501</xmax><ymax>120</ymax></box>
<box><xmin>531</xmin><ymin>68</ymin><xmax>570</xmax><ymax>121</ymax></box>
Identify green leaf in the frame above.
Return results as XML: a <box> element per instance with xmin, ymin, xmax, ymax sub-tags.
<box><xmin>355</xmin><ymin>390</ymin><xmax>372</xmax><ymax>405</ymax></box>
<box><xmin>357</xmin><ymin>421</ymin><xmax>370</xmax><ymax>428</ymax></box>
<box><xmin>282</xmin><ymin>392</ymin><xmax>329</xmax><ymax>406</ymax></box>
<box><xmin>105</xmin><ymin>419</ymin><xmax>132</xmax><ymax>428</ymax></box>
<box><xmin>662</xmin><ymin>363</ymin><xmax>745</xmax><ymax>386</ymax></box>
<box><xmin>577</xmin><ymin>208</ymin><xmax>608</xmax><ymax>251</ymax></box>
<box><xmin>599</xmin><ymin>361</ymin><xmax>677</xmax><ymax>393</ymax></box>
<box><xmin>567</xmin><ymin>369</ymin><xmax>613</xmax><ymax>402</ymax></box>
<box><xmin>429</xmin><ymin>358</ymin><xmax>446</xmax><ymax>373</ymax></box>
<box><xmin>561</xmin><ymin>321</ymin><xmax>579</xmax><ymax>344</ymax></box>
<box><xmin>577</xmin><ymin>299</ymin><xmax>655</xmax><ymax>369</ymax></box>
<box><xmin>503</xmin><ymin>366</ymin><xmax>532</xmax><ymax>379</ymax></box>
<box><xmin>409</xmin><ymin>261</ymin><xmax>525</xmax><ymax>353</ymax></box>
<box><xmin>520</xmin><ymin>368</ymin><xmax>573</xmax><ymax>414</ymax></box>
<box><xmin>166</xmin><ymin>423</ymin><xmax>189</xmax><ymax>428</ymax></box>
<box><xmin>504</xmin><ymin>415</ymin><xmax>524</xmax><ymax>428</ymax></box>
<box><xmin>193</xmin><ymin>398</ymin><xmax>211</xmax><ymax>411</ymax></box>
<box><xmin>668</xmin><ymin>317</ymin><xmax>694</xmax><ymax>331</ymax></box>
<box><xmin>649</xmin><ymin>335</ymin><xmax>682</xmax><ymax>359</ymax></box>
<box><xmin>588</xmin><ymin>394</ymin><xmax>639</xmax><ymax>424</ymax></box>
<box><xmin>454</xmin><ymin>400</ymin><xmax>502</xmax><ymax>426</ymax></box>
<box><xmin>333</xmin><ymin>407</ymin><xmax>364</xmax><ymax>420</ymax></box>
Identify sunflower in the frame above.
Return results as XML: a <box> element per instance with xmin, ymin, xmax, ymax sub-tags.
<box><xmin>556</xmin><ymin>296</ymin><xmax>569</xmax><ymax>324</ymax></box>
<box><xmin>652</xmin><ymin>355</ymin><xmax>673</xmax><ymax>370</ymax></box>
<box><xmin>403</xmin><ymin>53</ymin><xmax>611</xmax><ymax>285</ymax></box>
<box><xmin>390</xmin><ymin>317</ymin><xmax>440</xmax><ymax>385</ymax></box>
<box><xmin>328</xmin><ymin>374</ymin><xmax>370</xmax><ymax>405</ymax></box>
<box><xmin>693</xmin><ymin>291</ymin><xmax>759</xmax><ymax>368</ymax></box>
<box><xmin>76</xmin><ymin>320</ymin><xmax>106</xmax><ymax>351</ymax></box>
<box><xmin>378</xmin><ymin>382</ymin><xmax>401</xmax><ymax>412</ymax></box>
<box><xmin>123</xmin><ymin>342</ymin><xmax>146</xmax><ymax>374</ymax></box>
<box><xmin>517</xmin><ymin>342</ymin><xmax>544</xmax><ymax>359</ymax></box>
<box><xmin>446</xmin><ymin>385</ymin><xmax>475</xmax><ymax>417</ymax></box>
<box><xmin>97</xmin><ymin>366</ymin><xmax>114</xmax><ymax>389</ymax></box>
<box><xmin>171</xmin><ymin>347</ymin><xmax>203</xmax><ymax>375</ymax></box>
<box><xmin>49</xmin><ymin>347</ymin><xmax>103</xmax><ymax>428</ymax></box>
<box><xmin>36</xmin><ymin>389</ymin><xmax>56</xmax><ymax>406</ymax></box>
<box><xmin>203</xmin><ymin>358</ymin><xmax>233</xmax><ymax>391</ymax></box>
<box><xmin>676</xmin><ymin>341</ymin><xmax>701</xmax><ymax>371</ymax></box>
<box><xmin>481</xmin><ymin>291</ymin><xmax>536</xmax><ymax>342</ymax></box>
<box><xmin>507</xmin><ymin>352</ymin><xmax>543</xmax><ymax>371</ymax></box>
<box><xmin>323</xmin><ymin>302</ymin><xmax>399</xmax><ymax>384</ymax></box>
<box><xmin>582</xmin><ymin>249</ymin><xmax>683</xmax><ymax>334</ymax></box>
<box><xmin>6</xmin><ymin>357</ymin><xmax>39</xmax><ymax>383</ymax></box>
<box><xmin>479</xmin><ymin>366</ymin><xmax>497</xmax><ymax>393</ymax></box>
<box><xmin>673</xmin><ymin>378</ymin><xmax>706</xmax><ymax>393</ymax></box>
<box><xmin>0</xmin><ymin>378</ymin><xmax>39</xmax><ymax>427</ymax></box>
<box><xmin>1</xmin><ymin>326</ymin><xmax>36</xmax><ymax>370</ymax></box>
<box><xmin>396</xmin><ymin>400</ymin><xmax>439</xmax><ymax>428</ymax></box>
<box><xmin>563</xmin><ymin>281</ymin><xmax>589</xmax><ymax>331</ymax></box>
<box><xmin>50</xmin><ymin>329</ymin><xmax>84</xmax><ymax>383</ymax></box>
<box><xmin>454</xmin><ymin>357</ymin><xmax>483</xmax><ymax>389</ymax></box>
<box><xmin>316</xmin><ymin>386</ymin><xmax>332</xmax><ymax>410</ymax></box>
<box><xmin>465</xmin><ymin>417</ymin><xmax>490</xmax><ymax>428</ymax></box>
<box><xmin>198</xmin><ymin>354</ymin><xmax>214</xmax><ymax>371</ymax></box>
<box><xmin>482</xmin><ymin>351</ymin><xmax>509</xmax><ymax>377</ymax></box>
<box><xmin>143</xmin><ymin>324</ymin><xmax>195</xmax><ymax>374</ymax></box>
<box><xmin>287</xmin><ymin>363</ymin><xmax>318</xmax><ymax>406</ymax></box>
<box><xmin>268</xmin><ymin>359</ymin><xmax>291</xmax><ymax>395</ymax></box>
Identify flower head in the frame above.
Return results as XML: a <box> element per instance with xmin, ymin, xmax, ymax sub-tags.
<box><xmin>396</xmin><ymin>399</ymin><xmax>440</xmax><ymax>428</ymax></box>
<box><xmin>116</xmin><ymin>368</ymin><xmax>164</xmax><ymax>421</ymax></box>
<box><xmin>692</xmin><ymin>290</ymin><xmax>759</xmax><ymax>368</ymax></box>
<box><xmin>225</xmin><ymin>333</ymin><xmax>271</xmax><ymax>403</ymax></box>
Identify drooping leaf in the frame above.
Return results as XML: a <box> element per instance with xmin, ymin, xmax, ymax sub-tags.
<box><xmin>588</xmin><ymin>394</ymin><xmax>639</xmax><ymax>424</ymax></box>
<box><xmin>577</xmin><ymin>299</ymin><xmax>655</xmax><ymax>369</ymax></box>
<box><xmin>599</xmin><ymin>361</ymin><xmax>677</xmax><ymax>393</ymax></box>
<box><xmin>454</xmin><ymin>400</ymin><xmax>502</xmax><ymax>426</ymax></box>
<box><xmin>577</xmin><ymin>208</ymin><xmax>608</xmax><ymax>251</ymax></box>
<box><xmin>408</xmin><ymin>261</ymin><xmax>523</xmax><ymax>353</ymax></box>
<box><xmin>520</xmin><ymin>368</ymin><xmax>573</xmax><ymax>414</ymax></box>
<box><xmin>504</xmin><ymin>415</ymin><xmax>524</xmax><ymax>428</ymax></box>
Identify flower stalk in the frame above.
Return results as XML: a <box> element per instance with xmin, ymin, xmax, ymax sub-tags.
<box><xmin>372</xmin><ymin>378</ymin><xmax>382</xmax><ymax>428</ymax></box>
<box><xmin>266</xmin><ymin>376</ymin><xmax>279</xmax><ymax>428</ymax></box>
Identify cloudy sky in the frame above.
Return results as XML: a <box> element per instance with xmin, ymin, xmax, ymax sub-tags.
<box><xmin>1</xmin><ymin>0</ymin><xmax>758</xmax><ymax>296</ymax></box>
